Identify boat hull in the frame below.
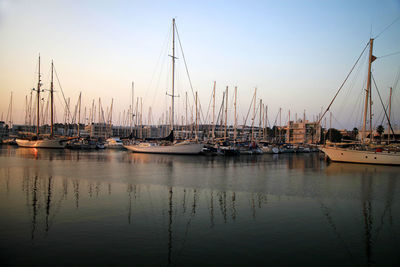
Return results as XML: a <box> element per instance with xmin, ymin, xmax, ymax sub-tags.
<box><xmin>124</xmin><ymin>143</ymin><xmax>204</xmax><ymax>155</ymax></box>
<box><xmin>321</xmin><ymin>146</ymin><xmax>400</xmax><ymax>165</ymax></box>
<box><xmin>16</xmin><ymin>139</ymin><xmax>67</xmax><ymax>149</ymax></box>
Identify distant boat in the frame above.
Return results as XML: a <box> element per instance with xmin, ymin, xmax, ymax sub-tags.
<box><xmin>320</xmin><ymin>38</ymin><xmax>400</xmax><ymax>165</ymax></box>
<box><xmin>16</xmin><ymin>57</ymin><xmax>68</xmax><ymax>149</ymax></box>
<box><xmin>105</xmin><ymin>137</ymin><xmax>124</xmax><ymax>149</ymax></box>
<box><xmin>124</xmin><ymin>19</ymin><xmax>203</xmax><ymax>155</ymax></box>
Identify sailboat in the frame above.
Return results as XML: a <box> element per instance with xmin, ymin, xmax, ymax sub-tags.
<box><xmin>16</xmin><ymin>56</ymin><xmax>68</xmax><ymax>149</ymax></box>
<box><xmin>320</xmin><ymin>38</ymin><xmax>400</xmax><ymax>165</ymax></box>
<box><xmin>124</xmin><ymin>19</ymin><xmax>204</xmax><ymax>155</ymax></box>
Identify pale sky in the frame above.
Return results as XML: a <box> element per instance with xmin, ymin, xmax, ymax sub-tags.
<box><xmin>1</xmin><ymin>0</ymin><xmax>399</xmax><ymax>130</ymax></box>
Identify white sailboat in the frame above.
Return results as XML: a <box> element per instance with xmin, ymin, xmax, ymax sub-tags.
<box><xmin>124</xmin><ymin>19</ymin><xmax>204</xmax><ymax>155</ymax></box>
<box><xmin>16</xmin><ymin>57</ymin><xmax>68</xmax><ymax>149</ymax></box>
<box><xmin>320</xmin><ymin>38</ymin><xmax>400</xmax><ymax>165</ymax></box>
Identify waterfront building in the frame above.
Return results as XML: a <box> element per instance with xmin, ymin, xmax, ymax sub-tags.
<box><xmin>285</xmin><ymin>120</ymin><xmax>322</xmax><ymax>144</ymax></box>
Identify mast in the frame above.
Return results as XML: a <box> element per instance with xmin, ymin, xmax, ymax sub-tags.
<box><xmin>234</xmin><ymin>86</ymin><xmax>237</xmax><ymax>141</ymax></box>
<box><xmin>78</xmin><ymin>92</ymin><xmax>81</xmax><ymax>137</ymax></box>
<box><xmin>388</xmin><ymin>87</ymin><xmax>392</xmax><ymax>144</ymax></box>
<box><xmin>259</xmin><ymin>99</ymin><xmax>262</xmax><ymax>140</ymax></box>
<box><xmin>50</xmin><ymin>61</ymin><xmax>54</xmax><ymax>138</ymax></box>
<box><xmin>279</xmin><ymin>107</ymin><xmax>282</xmax><ymax>143</ymax></box>
<box><xmin>195</xmin><ymin>91</ymin><xmax>198</xmax><ymax>140</ymax></box>
<box><xmin>131</xmin><ymin>82</ymin><xmax>134</xmax><ymax>134</ymax></box>
<box><xmin>287</xmin><ymin>110</ymin><xmax>290</xmax><ymax>143</ymax></box>
<box><xmin>265</xmin><ymin>105</ymin><xmax>268</xmax><ymax>141</ymax></box>
<box><xmin>109</xmin><ymin>98</ymin><xmax>113</xmax><ymax>137</ymax></box>
<box><xmin>251</xmin><ymin>88</ymin><xmax>256</xmax><ymax>141</ymax></box>
<box><xmin>185</xmin><ymin>91</ymin><xmax>189</xmax><ymax>139</ymax></box>
<box><xmin>362</xmin><ymin>38</ymin><xmax>374</xmax><ymax>143</ymax></box>
<box><xmin>212</xmin><ymin>82</ymin><xmax>216</xmax><ymax>141</ymax></box>
<box><xmin>224</xmin><ymin>86</ymin><xmax>228</xmax><ymax>140</ymax></box>
<box><xmin>171</xmin><ymin>18</ymin><xmax>176</xmax><ymax>133</ymax></box>
<box><xmin>98</xmin><ymin>98</ymin><xmax>101</xmax><ymax>138</ymax></box>
<box><xmin>36</xmin><ymin>54</ymin><xmax>41</xmax><ymax>137</ymax></box>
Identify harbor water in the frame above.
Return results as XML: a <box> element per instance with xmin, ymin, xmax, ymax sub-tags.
<box><xmin>0</xmin><ymin>146</ymin><xmax>399</xmax><ymax>266</ymax></box>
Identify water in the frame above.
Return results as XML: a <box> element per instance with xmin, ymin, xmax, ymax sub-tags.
<box><xmin>0</xmin><ymin>146</ymin><xmax>399</xmax><ymax>266</ymax></box>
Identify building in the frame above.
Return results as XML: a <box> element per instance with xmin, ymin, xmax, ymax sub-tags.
<box><xmin>285</xmin><ymin>120</ymin><xmax>321</xmax><ymax>144</ymax></box>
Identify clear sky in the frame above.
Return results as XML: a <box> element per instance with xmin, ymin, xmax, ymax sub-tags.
<box><xmin>1</xmin><ymin>0</ymin><xmax>399</xmax><ymax>130</ymax></box>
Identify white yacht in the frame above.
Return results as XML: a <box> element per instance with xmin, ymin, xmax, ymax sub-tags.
<box><xmin>320</xmin><ymin>38</ymin><xmax>400</xmax><ymax>165</ymax></box>
<box><xmin>124</xmin><ymin>19</ymin><xmax>203</xmax><ymax>155</ymax></box>
<box><xmin>16</xmin><ymin>57</ymin><xmax>67</xmax><ymax>149</ymax></box>
<box><xmin>105</xmin><ymin>137</ymin><xmax>124</xmax><ymax>149</ymax></box>
<box><xmin>125</xmin><ymin>140</ymin><xmax>204</xmax><ymax>155</ymax></box>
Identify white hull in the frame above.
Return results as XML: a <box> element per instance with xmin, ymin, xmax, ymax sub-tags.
<box><xmin>124</xmin><ymin>142</ymin><xmax>204</xmax><ymax>155</ymax></box>
<box><xmin>16</xmin><ymin>138</ymin><xmax>67</xmax><ymax>149</ymax></box>
<box><xmin>321</xmin><ymin>146</ymin><xmax>400</xmax><ymax>165</ymax></box>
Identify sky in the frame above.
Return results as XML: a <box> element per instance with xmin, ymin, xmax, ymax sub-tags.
<box><xmin>0</xmin><ymin>0</ymin><xmax>400</xmax><ymax>130</ymax></box>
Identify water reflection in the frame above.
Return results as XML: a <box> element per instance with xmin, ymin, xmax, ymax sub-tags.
<box><xmin>0</xmin><ymin>147</ymin><xmax>399</xmax><ymax>266</ymax></box>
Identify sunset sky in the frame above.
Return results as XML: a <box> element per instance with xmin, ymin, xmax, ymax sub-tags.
<box><xmin>1</xmin><ymin>0</ymin><xmax>399</xmax><ymax>129</ymax></box>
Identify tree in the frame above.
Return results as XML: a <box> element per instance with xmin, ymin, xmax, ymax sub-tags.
<box><xmin>377</xmin><ymin>125</ymin><xmax>384</xmax><ymax>140</ymax></box>
<box><xmin>352</xmin><ymin>127</ymin><xmax>359</xmax><ymax>140</ymax></box>
<box><xmin>327</xmin><ymin>128</ymin><xmax>342</xmax><ymax>143</ymax></box>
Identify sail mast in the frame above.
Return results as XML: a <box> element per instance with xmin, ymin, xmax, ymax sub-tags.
<box><xmin>131</xmin><ymin>82</ymin><xmax>134</xmax><ymax>135</ymax></box>
<box><xmin>388</xmin><ymin>87</ymin><xmax>392</xmax><ymax>144</ymax></box>
<box><xmin>362</xmin><ymin>38</ymin><xmax>374</xmax><ymax>143</ymax></box>
<box><xmin>212</xmin><ymin>81</ymin><xmax>216</xmax><ymax>141</ymax></box>
<box><xmin>224</xmin><ymin>86</ymin><xmax>228</xmax><ymax>140</ymax></box>
<box><xmin>78</xmin><ymin>92</ymin><xmax>81</xmax><ymax>138</ymax></box>
<box><xmin>171</xmin><ymin>18</ymin><xmax>176</xmax><ymax>133</ymax></box>
<box><xmin>195</xmin><ymin>91</ymin><xmax>198</xmax><ymax>140</ymax></box>
<box><xmin>234</xmin><ymin>86</ymin><xmax>237</xmax><ymax>141</ymax></box>
<box><xmin>37</xmin><ymin>54</ymin><xmax>41</xmax><ymax>137</ymax></box>
<box><xmin>50</xmin><ymin>60</ymin><xmax>54</xmax><ymax>138</ymax></box>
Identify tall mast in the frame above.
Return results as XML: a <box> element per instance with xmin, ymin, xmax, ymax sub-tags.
<box><xmin>234</xmin><ymin>86</ymin><xmax>237</xmax><ymax>141</ymax></box>
<box><xmin>195</xmin><ymin>91</ymin><xmax>198</xmax><ymax>140</ymax></box>
<box><xmin>251</xmin><ymin>88</ymin><xmax>256</xmax><ymax>141</ymax></box>
<box><xmin>212</xmin><ymin>81</ymin><xmax>216</xmax><ymax>141</ymax></box>
<box><xmin>279</xmin><ymin>107</ymin><xmax>282</xmax><ymax>143</ymax></box>
<box><xmin>77</xmin><ymin>92</ymin><xmax>81</xmax><ymax>137</ymax></box>
<box><xmin>109</xmin><ymin>98</ymin><xmax>113</xmax><ymax>137</ymax></box>
<box><xmin>185</xmin><ymin>92</ymin><xmax>188</xmax><ymax>139</ymax></box>
<box><xmin>265</xmin><ymin>105</ymin><xmax>268</xmax><ymax>141</ymax></box>
<box><xmin>259</xmin><ymin>99</ymin><xmax>262</xmax><ymax>140</ymax></box>
<box><xmin>388</xmin><ymin>87</ymin><xmax>392</xmax><ymax>144</ymax></box>
<box><xmin>50</xmin><ymin>60</ymin><xmax>54</xmax><ymax>138</ymax></box>
<box><xmin>131</xmin><ymin>82</ymin><xmax>134</xmax><ymax>134</ymax></box>
<box><xmin>224</xmin><ymin>86</ymin><xmax>228</xmax><ymax>140</ymax></box>
<box><xmin>362</xmin><ymin>38</ymin><xmax>374</xmax><ymax>143</ymax></box>
<box><xmin>287</xmin><ymin>110</ymin><xmax>290</xmax><ymax>143</ymax></box>
<box><xmin>36</xmin><ymin>54</ymin><xmax>41</xmax><ymax>137</ymax></box>
<box><xmin>171</xmin><ymin>18</ymin><xmax>176</xmax><ymax>133</ymax></box>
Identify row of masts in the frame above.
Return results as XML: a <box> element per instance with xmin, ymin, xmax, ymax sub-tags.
<box><xmin>5</xmin><ymin>70</ymin><xmax>395</xmax><ymax>144</ymax></box>
<box><xmin>3</xmin><ymin>34</ymin><xmax>396</xmax><ymax>143</ymax></box>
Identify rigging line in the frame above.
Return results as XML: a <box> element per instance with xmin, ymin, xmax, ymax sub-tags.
<box><xmin>174</xmin><ymin>25</ymin><xmax>206</xmax><ymax>123</ymax></box>
<box><xmin>372</xmin><ymin>74</ymin><xmax>395</xmax><ymax>135</ymax></box>
<box><xmin>378</xmin><ymin>50</ymin><xmax>400</xmax><ymax>59</ymax></box>
<box><xmin>53</xmin><ymin>65</ymin><xmax>73</xmax><ymax>121</ymax></box>
<box><xmin>336</xmin><ymin>51</ymin><xmax>368</xmax><ymax>120</ymax></box>
<box><xmin>242</xmin><ymin>92</ymin><xmax>255</xmax><ymax>128</ymax></box>
<box><xmin>376</xmin><ymin>98</ymin><xmax>390</xmax><ymax>128</ymax></box>
<box><xmin>392</xmin><ymin>67</ymin><xmax>400</xmax><ymax>91</ymax></box>
<box><xmin>204</xmin><ymin>88</ymin><xmax>214</xmax><ymax>124</ymax></box>
<box><xmin>374</xmin><ymin>15</ymin><xmax>400</xmax><ymax>39</ymax></box>
<box><xmin>331</xmin><ymin>112</ymin><xmax>345</xmax><ymax>130</ymax></box>
<box><xmin>318</xmin><ymin>41</ymin><xmax>369</xmax><ymax>125</ymax></box>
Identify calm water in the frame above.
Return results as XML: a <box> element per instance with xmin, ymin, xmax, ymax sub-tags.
<box><xmin>0</xmin><ymin>146</ymin><xmax>399</xmax><ymax>266</ymax></box>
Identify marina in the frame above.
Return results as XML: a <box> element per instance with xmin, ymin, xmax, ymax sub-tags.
<box><xmin>1</xmin><ymin>1</ymin><xmax>400</xmax><ymax>266</ymax></box>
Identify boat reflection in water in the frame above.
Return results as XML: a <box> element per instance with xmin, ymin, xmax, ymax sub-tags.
<box><xmin>0</xmin><ymin>148</ymin><xmax>399</xmax><ymax>266</ymax></box>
